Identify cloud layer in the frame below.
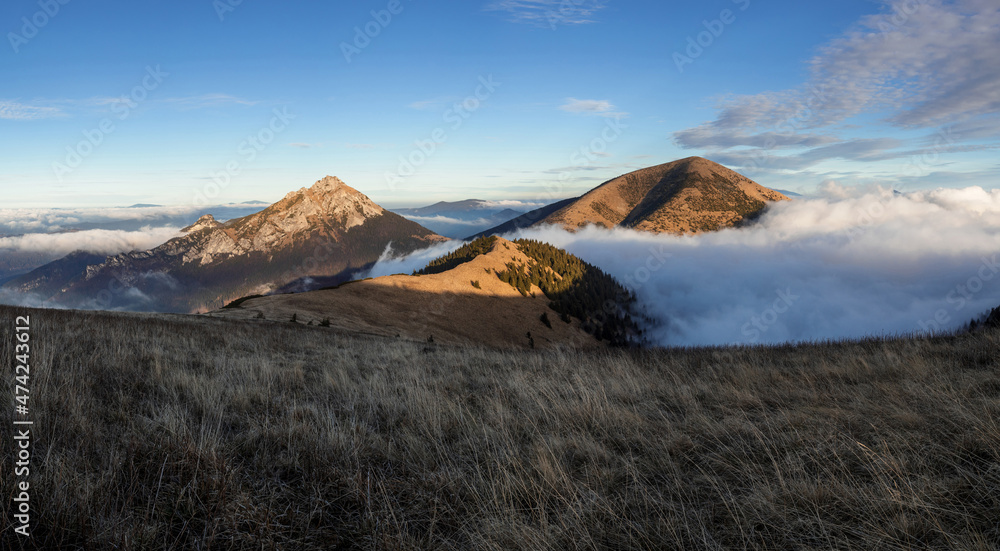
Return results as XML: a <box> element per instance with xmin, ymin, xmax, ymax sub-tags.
<box><xmin>0</xmin><ymin>227</ymin><xmax>183</xmax><ymax>257</ymax></box>
<box><xmin>0</xmin><ymin>203</ymin><xmax>264</xmax><ymax>235</ymax></box>
<box><xmin>372</xmin><ymin>186</ymin><xmax>1000</xmax><ymax>347</ymax></box>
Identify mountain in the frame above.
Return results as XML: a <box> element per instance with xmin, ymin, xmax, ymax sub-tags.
<box><xmin>391</xmin><ymin>199</ymin><xmax>540</xmax><ymax>238</ymax></box>
<box><xmin>212</xmin><ymin>236</ymin><xmax>641</xmax><ymax>349</ymax></box>
<box><xmin>3</xmin><ymin>251</ymin><xmax>107</xmax><ymax>298</ymax></box>
<box><xmin>394</xmin><ymin>199</ymin><xmax>493</xmax><ymax>217</ymax></box>
<box><xmin>4</xmin><ymin>177</ymin><xmax>445</xmax><ymax>312</ymax></box>
<box><xmin>474</xmin><ymin>157</ymin><xmax>789</xmax><ymax>237</ymax></box>
<box><xmin>468</xmin><ymin>198</ymin><xmax>578</xmax><ymax>239</ymax></box>
<box><xmin>181</xmin><ymin>214</ymin><xmax>224</xmax><ymax>233</ymax></box>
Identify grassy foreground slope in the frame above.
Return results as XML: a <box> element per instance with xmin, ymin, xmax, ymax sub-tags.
<box><xmin>1</xmin><ymin>305</ymin><xmax>999</xmax><ymax>550</ymax></box>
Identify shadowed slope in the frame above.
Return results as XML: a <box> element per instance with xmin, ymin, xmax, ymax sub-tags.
<box><xmin>476</xmin><ymin>157</ymin><xmax>789</xmax><ymax>236</ymax></box>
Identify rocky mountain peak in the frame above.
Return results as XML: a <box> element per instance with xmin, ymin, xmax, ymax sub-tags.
<box><xmin>311</xmin><ymin>175</ymin><xmax>346</xmax><ymax>193</ymax></box>
<box><xmin>182</xmin><ymin>214</ymin><xmax>222</xmax><ymax>233</ymax></box>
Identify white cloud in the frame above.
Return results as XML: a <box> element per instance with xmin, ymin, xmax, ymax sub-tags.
<box><xmin>0</xmin><ymin>93</ymin><xmax>257</xmax><ymax>120</ymax></box>
<box><xmin>409</xmin><ymin>97</ymin><xmax>457</xmax><ymax>111</ymax></box>
<box><xmin>364</xmin><ymin>240</ymin><xmax>464</xmax><ymax>278</ymax></box>
<box><xmin>0</xmin><ymin>227</ymin><xmax>183</xmax><ymax>256</ymax></box>
<box><xmin>560</xmin><ymin>98</ymin><xmax>627</xmax><ymax>118</ymax></box>
<box><xmin>0</xmin><ymin>100</ymin><xmax>63</xmax><ymax>120</ymax></box>
<box><xmin>486</xmin><ymin>0</ymin><xmax>606</xmax><ymax>27</ymax></box>
<box><xmin>162</xmin><ymin>94</ymin><xmax>258</xmax><ymax>110</ymax></box>
<box><xmin>673</xmin><ymin>0</ymin><xmax>1000</xmax><ymax>175</ymax></box>
<box><xmin>477</xmin><ymin>199</ymin><xmax>548</xmax><ymax>210</ymax></box>
<box><xmin>0</xmin><ymin>203</ymin><xmax>262</xmax><ymax>235</ymax></box>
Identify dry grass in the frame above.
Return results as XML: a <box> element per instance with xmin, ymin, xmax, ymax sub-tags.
<box><xmin>1</xmin><ymin>305</ymin><xmax>999</xmax><ymax>550</ymax></box>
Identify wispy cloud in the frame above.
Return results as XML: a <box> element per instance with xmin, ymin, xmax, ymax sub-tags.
<box><xmin>1</xmin><ymin>93</ymin><xmax>259</xmax><ymax>120</ymax></box>
<box><xmin>672</xmin><ymin>0</ymin><xmax>1000</xmax><ymax>176</ymax></box>
<box><xmin>0</xmin><ymin>100</ymin><xmax>64</xmax><ymax>120</ymax></box>
<box><xmin>408</xmin><ymin>97</ymin><xmax>460</xmax><ymax>111</ymax></box>
<box><xmin>711</xmin><ymin>138</ymin><xmax>907</xmax><ymax>171</ymax></box>
<box><xmin>486</xmin><ymin>0</ymin><xmax>607</xmax><ymax>27</ymax></box>
<box><xmin>560</xmin><ymin>97</ymin><xmax>627</xmax><ymax>118</ymax></box>
<box><xmin>161</xmin><ymin>93</ymin><xmax>259</xmax><ymax>110</ymax></box>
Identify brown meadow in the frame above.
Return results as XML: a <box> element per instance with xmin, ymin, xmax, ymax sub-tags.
<box><xmin>1</xmin><ymin>305</ymin><xmax>998</xmax><ymax>549</ymax></box>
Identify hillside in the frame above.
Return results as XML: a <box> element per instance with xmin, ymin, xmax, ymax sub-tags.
<box><xmin>2</xmin><ymin>304</ymin><xmax>998</xmax><ymax>549</ymax></box>
<box><xmin>475</xmin><ymin>157</ymin><xmax>789</xmax><ymax>237</ymax></box>
<box><xmin>3</xmin><ymin>177</ymin><xmax>445</xmax><ymax>312</ymax></box>
<box><xmin>211</xmin><ymin>236</ymin><xmax>640</xmax><ymax>348</ymax></box>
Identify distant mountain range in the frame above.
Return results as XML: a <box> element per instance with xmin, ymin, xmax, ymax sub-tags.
<box><xmin>3</xmin><ymin>158</ymin><xmax>793</xmax><ymax>317</ymax></box>
<box><xmin>5</xmin><ymin>177</ymin><xmax>444</xmax><ymax>312</ymax></box>
<box><xmin>391</xmin><ymin>199</ymin><xmax>538</xmax><ymax>238</ymax></box>
<box><xmin>474</xmin><ymin>157</ymin><xmax>788</xmax><ymax>238</ymax></box>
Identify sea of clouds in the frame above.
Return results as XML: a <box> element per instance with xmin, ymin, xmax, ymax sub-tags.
<box><xmin>0</xmin><ymin>227</ymin><xmax>184</xmax><ymax>257</ymax></box>
<box><xmin>369</xmin><ymin>185</ymin><xmax>1000</xmax><ymax>346</ymax></box>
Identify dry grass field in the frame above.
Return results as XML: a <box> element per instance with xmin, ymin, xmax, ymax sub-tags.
<box><xmin>1</xmin><ymin>304</ymin><xmax>999</xmax><ymax>550</ymax></box>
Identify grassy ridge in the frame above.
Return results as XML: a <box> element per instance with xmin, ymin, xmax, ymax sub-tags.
<box><xmin>1</xmin><ymin>306</ymin><xmax>999</xmax><ymax>549</ymax></box>
<box><xmin>494</xmin><ymin>239</ymin><xmax>641</xmax><ymax>345</ymax></box>
<box><xmin>416</xmin><ymin>236</ymin><xmax>499</xmax><ymax>275</ymax></box>
<box><xmin>419</xmin><ymin>237</ymin><xmax>642</xmax><ymax>345</ymax></box>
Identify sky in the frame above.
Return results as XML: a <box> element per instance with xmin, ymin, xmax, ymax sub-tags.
<box><xmin>2</xmin><ymin>0</ymin><xmax>998</xmax><ymax>209</ymax></box>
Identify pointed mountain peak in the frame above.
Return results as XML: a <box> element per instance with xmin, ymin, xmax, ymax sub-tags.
<box><xmin>311</xmin><ymin>175</ymin><xmax>346</xmax><ymax>193</ymax></box>
<box><xmin>282</xmin><ymin>176</ymin><xmax>368</xmax><ymax>204</ymax></box>
<box><xmin>182</xmin><ymin>214</ymin><xmax>223</xmax><ymax>233</ymax></box>
<box><xmin>265</xmin><ymin>176</ymin><xmax>387</xmax><ymax>234</ymax></box>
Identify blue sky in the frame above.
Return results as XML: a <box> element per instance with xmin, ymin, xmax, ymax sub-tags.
<box><xmin>2</xmin><ymin>0</ymin><xmax>997</xmax><ymax>209</ymax></box>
